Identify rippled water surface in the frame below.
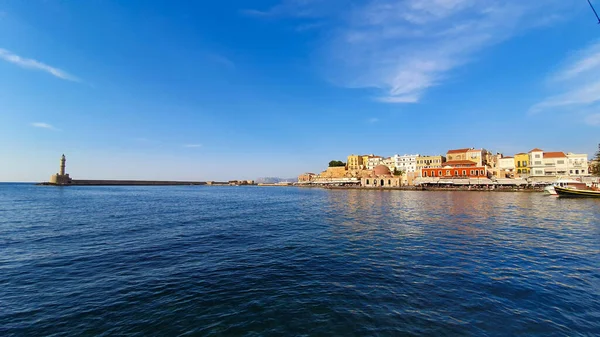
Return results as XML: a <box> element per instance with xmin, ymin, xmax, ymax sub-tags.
<box><xmin>1</xmin><ymin>184</ymin><xmax>599</xmax><ymax>336</ymax></box>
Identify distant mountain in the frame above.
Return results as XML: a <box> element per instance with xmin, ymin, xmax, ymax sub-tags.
<box><xmin>255</xmin><ymin>177</ymin><xmax>297</xmax><ymax>184</ymax></box>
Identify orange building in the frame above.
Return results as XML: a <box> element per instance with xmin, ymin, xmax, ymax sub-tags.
<box><xmin>421</xmin><ymin>160</ymin><xmax>489</xmax><ymax>178</ymax></box>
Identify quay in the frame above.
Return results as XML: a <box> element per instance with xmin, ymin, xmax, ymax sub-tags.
<box><xmin>38</xmin><ymin>180</ymin><xmax>209</xmax><ymax>186</ymax></box>
<box><xmin>39</xmin><ymin>155</ymin><xmax>255</xmax><ymax>187</ymax></box>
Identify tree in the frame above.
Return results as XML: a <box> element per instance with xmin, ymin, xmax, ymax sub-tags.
<box><xmin>393</xmin><ymin>168</ymin><xmax>405</xmax><ymax>176</ymax></box>
<box><xmin>592</xmin><ymin>143</ymin><xmax>600</xmax><ymax>176</ymax></box>
<box><xmin>328</xmin><ymin>160</ymin><xmax>346</xmax><ymax>167</ymax></box>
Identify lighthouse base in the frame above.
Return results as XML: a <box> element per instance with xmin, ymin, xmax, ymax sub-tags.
<box><xmin>49</xmin><ymin>174</ymin><xmax>71</xmax><ymax>185</ymax></box>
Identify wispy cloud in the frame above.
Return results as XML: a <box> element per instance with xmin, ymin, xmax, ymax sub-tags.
<box><xmin>31</xmin><ymin>122</ymin><xmax>60</xmax><ymax>131</ymax></box>
<box><xmin>530</xmin><ymin>40</ymin><xmax>600</xmax><ymax>126</ymax></box>
<box><xmin>367</xmin><ymin>117</ymin><xmax>379</xmax><ymax>123</ymax></box>
<box><xmin>585</xmin><ymin>113</ymin><xmax>600</xmax><ymax>126</ymax></box>
<box><xmin>246</xmin><ymin>0</ymin><xmax>570</xmax><ymax>103</ymax></box>
<box><xmin>207</xmin><ymin>54</ymin><xmax>235</xmax><ymax>69</ymax></box>
<box><xmin>0</xmin><ymin>48</ymin><xmax>78</xmax><ymax>81</ymax></box>
<box><xmin>183</xmin><ymin>144</ymin><xmax>203</xmax><ymax>148</ymax></box>
<box><xmin>133</xmin><ymin>137</ymin><xmax>163</xmax><ymax>144</ymax></box>
<box><xmin>241</xmin><ymin>0</ymin><xmax>331</xmax><ymax>18</ymax></box>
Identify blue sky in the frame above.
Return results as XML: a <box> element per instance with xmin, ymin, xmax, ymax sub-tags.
<box><xmin>1</xmin><ymin>0</ymin><xmax>599</xmax><ymax>181</ymax></box>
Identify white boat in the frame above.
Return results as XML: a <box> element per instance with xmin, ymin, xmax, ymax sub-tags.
<box><xmin>544</xmin><ymin>178</ymin><xmax>588</xmax><ymax>195</ymax></box>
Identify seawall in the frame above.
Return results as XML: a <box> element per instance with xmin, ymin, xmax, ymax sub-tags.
<box><xmin>38</xmin><ymin>180</ymin><xmax>213</xmax><ymax>186</ymax></box>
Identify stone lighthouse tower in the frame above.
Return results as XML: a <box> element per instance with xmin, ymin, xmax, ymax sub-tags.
<box><xmin>59</xmin><ymin>154</ymin><xmax>66</xmax><ymax>176</ymax></box>
<box><xmin>49</xmin><ymin>154</ymin><xmax>71</xmax><ymax>185</ymax></box>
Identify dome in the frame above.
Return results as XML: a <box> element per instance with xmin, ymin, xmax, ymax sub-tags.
<box><xmin>373</xmin><ymin>165</ymin><xmax>391</xmax><ymax>176</ymax></box>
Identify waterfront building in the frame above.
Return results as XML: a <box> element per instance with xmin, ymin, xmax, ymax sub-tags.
<box><xmin>529</xmin><ymin>148</ymin><xmax>570</xmax><ymax>178</ymax></box>
<box><xmin>49</xmin><ymin>154</ymin><xmax>71</xmax><ymax>185</ymax></box>
<box><xmin>514</xmin><ymin>153</ymin><xmax>530</xmax><ymax>177</ymax></box>
<box><xmin>361</xmin><ymin>165</ymin><xmax>402</xmax><ymax>187</ymax></box>
<box><xmin>361</xmin><ymin>155</ymin><xmax>375</xmax><ymax>168</ymax></box>
<box><xmin>347</xmin><ymin>155</ymin><xmax>364</xmax><ymax>171</ymax></box>
<box><xmin>446</xmin><ymin>148</ymin><xmax>489</xmax><ymax>166</ymax></box>
<box><xmin>390</xmin><ymin>154</ymin><xmax>419</xmax><ymax>174</ymax></box>
<box><xmin>415</xmin><ymin>155</ymin><xmax>445</xmax><ymax>177</ymax></box>
<box><xmin>498</xmin><ymin>156</ymin><xmax>515</xmax><ymax>178</ymax></box>
<box><xmin>382</xmin><ymin>157</ymin><xmax>396</xmax><ymax>172</ymax></box>
<box><xmin>566</xmin><ymin>153</ymin><xmax>590</xmax><ymax>176</ymax></box>
<box><xmin>421</xmin><ymin>160</ymin><xmax>489</xmax><ymax>178</ymax></box>
<box><xmin>366</xmin><ymin>156</ymin><xmax>384</xmax><ymax>170</ymax></box>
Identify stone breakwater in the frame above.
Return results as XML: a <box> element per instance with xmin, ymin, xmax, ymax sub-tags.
<box><xmin>38</xmin><ymin>180</ymin><xmax>222</xmax><ymax>186</ymax></box>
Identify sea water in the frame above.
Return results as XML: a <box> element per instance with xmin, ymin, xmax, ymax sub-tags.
<box><xmin>1</xmin><ymin>184</ymin><xmax>599</xmax><ymax>335</ymax></box>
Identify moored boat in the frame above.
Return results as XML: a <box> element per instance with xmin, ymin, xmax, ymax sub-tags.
<box><xmin>544</xmin><ymin>178</ymin><xmax>587</xmax><ymax>195</ymax></box>
<box><xmin>555</xmin><ymin>185</ymin><xmax>600</xmax><ymax>198</ymax></box>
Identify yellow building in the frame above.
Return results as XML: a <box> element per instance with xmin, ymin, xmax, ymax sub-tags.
<box><xmin>514</xmin><ymin>153</ymin><xmax>530</xmax><ymax>177</ymax></box>
<box><xmin>415</xmin><ymin>155</ymin><xmax>445</xmax><ymax>177</ymax></box>
<box><xmin>347</xmin><ymin>154</ymin><xmax>363</xmax><ymax>170</ymax></box>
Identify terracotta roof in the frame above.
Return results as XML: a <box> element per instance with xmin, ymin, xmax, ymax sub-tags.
<box><xmin>502</xmin><ymin>156</ymin><xmax>514</xmax><ymax>159</ymax></box>
<box><xmin>442</xmin><ymin>160</ymin><xmax>478</xmax><ymax>166</ymax></box>
<box><xmin>447</xmin><ymin>148</ymin><xmax>471</xmax><ymax>154</ymax></box>
<box><xmin>543</xmin><ymin>151</ymin><xmax>566</xmax><ymax>159</ymax></box>
<box><xmin>529</xmin><ymin>148</ymin><xmax>543</xmax><ymax>152</ymax></box>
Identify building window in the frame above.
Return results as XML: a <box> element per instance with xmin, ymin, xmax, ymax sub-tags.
<box><xmin>366</xmin><ymin>179</ymin><xmax>369</xmax><ymax>185</ymax></box>
<box><xmin>576</xmin><ymin>170</ymin><xmax>579</xmax><ymax>174</ymax></box>
<box><xmin>462</xmin><ymin>170</ymin><xmax>466</xmax><ymax>176</ymax></box>
<box><xmin>446</xmin><ymin>170</ymin><xmax>450</xmax><ymax>176</ymax></box>
<box><xmin>454</xmin><ymin>170</ymin><xmax>458</xmax><ymax>176</ymax></box>
<box><xmin>535</xmin><ymin>154</ymin><xmax>541</xmax><ymax>158</ymax></box>
<box><xmin>557</xmin><ymin>160</ymin><xmax>565</xmax><ymax>164</ymax></box>
<box><xmin>517</xmin><ymin>169</ymin><xmax>521</xmax><ymax>174</ymax></box>
<box><xmin>438</xmin><ymin>170</ymin><xmax>442</xmax><ymax>176</ymax></box>
<box><xmin>480</xmin><ymin>170</ymin><xmax>485</xmax><ymax>176</ymax></box>
<box><xmin>388</xmin><ymin>180</ymin><xmax>391</xmax><ymax>185</ymax></box>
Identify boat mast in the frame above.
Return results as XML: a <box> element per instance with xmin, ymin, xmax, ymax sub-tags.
<box><xmin>588</xmin><ymin>0</ymin><xmax>600</xmax><ymax>24</ymax></box>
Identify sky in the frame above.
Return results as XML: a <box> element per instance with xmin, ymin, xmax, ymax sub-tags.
<box><xmin>1</xmin><ymin>0</ymin><xmax>600</xmax><ymax>182</ymax></box>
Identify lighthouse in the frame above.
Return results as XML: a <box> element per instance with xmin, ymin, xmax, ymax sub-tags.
<box><xmin>60</xmin><ymin>154</ymin><xmax>66</xmax><ymax>176</ymax></box>
<box><xmin>49</xmin><ymin>154</ymin><xmax>71</xmax><ymax>185</ymax></box>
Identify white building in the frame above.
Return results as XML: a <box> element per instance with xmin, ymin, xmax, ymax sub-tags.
<box><xmin>529</xmin><ymin>149</ymin><xmax>588</xmax><ymax>177</ymax></box>
<box><xmin>566</xmin><ymin>153</ymin><xmax>590</xmax><ymax>176</ymax></box>
<box><xmin>382</xmin><ymin>157</ymin><xmax>396</xmax><ymax>172</ymax></box>
<box><xmin>366</xmin><ymin>156</ymin><xmax>384</xmax><ymax>170</ymax></box>
<box><xmin>391</xmin><ymin>154</ymin><xmax>420</xmax><ymax>174</ymax></box>
<box><xmin>498</xmin><ymin>156</ymin><xmax>515</xmax><ymax>177</ymax></box>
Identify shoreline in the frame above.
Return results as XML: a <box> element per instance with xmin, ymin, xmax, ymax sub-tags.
<box><xmin>298</xmin><ymin>185</ymin><xmax>543</xmax><ymax>192</ymax></box>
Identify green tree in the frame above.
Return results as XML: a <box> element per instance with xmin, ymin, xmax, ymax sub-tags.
<box><xmin>328</xmin><ymin>160</ymin><xmax>346</xmax><ymax>167</ymax></box>
<box><xmin>592</xmin><ymin>143</ymin><xmax>600</xmax><ymax>176</ymax></box>
<box><xmin>393</xmin><ymin>168</ymin><xmax>405</xmax><ymax>176</ymax></box>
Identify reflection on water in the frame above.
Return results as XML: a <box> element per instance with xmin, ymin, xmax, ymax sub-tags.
<box><xmin>1</xmin><ymin>185</ymin><xmax>599</xmax><ymax>336</ymax></box>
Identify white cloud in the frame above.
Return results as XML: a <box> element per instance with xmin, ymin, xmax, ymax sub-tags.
<box><xmin>246</xmin><ymin>0</ymin><xmax>570</xmax><ymax>103</ymax></box>
<box><xmin>0</xmin><ymin>48</ymin><xmax>78</xmax><ymax>81</ymax></box>
<box><xmin>31</xmin><ymin>122</ymin><xmax>60</xmax><ymax>131</ymax></box>
<box><xmin>208</xmin><ymin>54</ymin><xmax>235</xmax><ymax>69</ymax></box>
<box><xmin>585</xmin><ymin>113</ymin><xmax>600</xmax><ymax>126</ymax></box>
<box><xmin>367</xmin><ymin>117</ymin><xmax>379</xmax><ymax>123</ymax></box>
<box><xmin>183</xmin><ymin>144</ymin><xmax>203</xmax><ymax>148</ymax></box>
<box><xmin>531</xmin><ymin>40</ymin><xmax>600</xmax><ymax>126</ymax></box>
